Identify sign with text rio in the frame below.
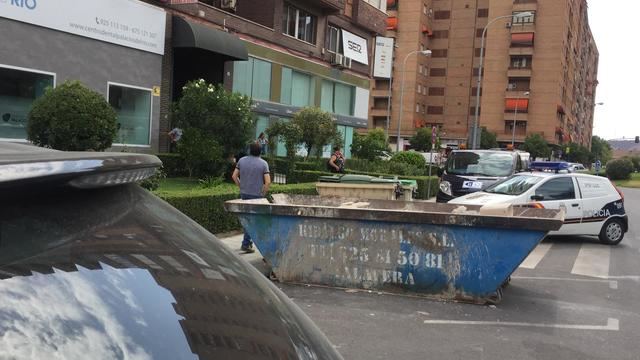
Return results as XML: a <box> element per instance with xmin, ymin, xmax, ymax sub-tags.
<box><xmin>0</xmin><ymin>0</ymin><xmax>166</xmax><ymax>55</ymax></box>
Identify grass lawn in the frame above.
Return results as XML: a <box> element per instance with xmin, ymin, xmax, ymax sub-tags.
<box><xmin>154</xmin><ymin>177</ymin><xmax>317</xmax><ymax>197</ymax></box>
<box><xmin>613</xmin><ymin>172</ymin><xmax>640</xmax><ymax>188</ymax></box>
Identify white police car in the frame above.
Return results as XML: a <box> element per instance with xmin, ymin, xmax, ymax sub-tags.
<box><xmin>449</xmin><ymin>162</ymin><xmax>628</xmax><ymax>245</ymax></box>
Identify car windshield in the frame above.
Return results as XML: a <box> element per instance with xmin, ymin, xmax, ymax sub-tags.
<box><xmin>484</xmin><ymin>175</ymin><xmax>544</xmax><ymax>195</ymax></box>
<box><xmin>446</xmin><ymin>152</ymin><xmax>515</xmax><ymax>177</ymax></box>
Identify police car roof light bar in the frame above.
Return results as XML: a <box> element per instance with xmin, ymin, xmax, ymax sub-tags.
<box><xmin>529</xmin><ymin>161</ymin><xmax>570</xmax><ymax>173</ymax></box>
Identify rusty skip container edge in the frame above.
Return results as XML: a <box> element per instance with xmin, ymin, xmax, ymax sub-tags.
<box><xmin>224</xmin><ymin>195</ymin><xmax>564</xmax><ymax>304</ymax></box>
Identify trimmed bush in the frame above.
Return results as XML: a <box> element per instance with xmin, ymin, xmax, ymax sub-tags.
<box><xmin>27</xmin><ymin>81</ymin><xmax>117</xmax><ymax>151</ymax></box>
<box><xmin>606</xmin><ymin>159</ymin><xmax>634</xmax><ymax>180</ymax></box>
<box><xmin>156</xmin><ymin>182</ymin><xmax>318</xmax><ymax>234</ymax></box>
<box><xmin>156</xmin><ymin>153</ymin><xmax>188</xmax><ymax>177</ymax></box>
<box><xmin>391</xmin><ymin>151</ymin><xmax>426</xmax><ymax>168</ymax></box>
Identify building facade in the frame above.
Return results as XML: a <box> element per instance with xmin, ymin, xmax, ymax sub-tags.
<box><xmin>156</xmin><ymin>0</ymin><xmax>387</xmax><ymax>157</ymax></box>
<box><xmin>1</xmin><ymin>0</ymin><xmax>386</xmax><ymax>156</ymax></box>
<box><xmin>372</xmin><ymin>0</ymin><xmax>598</xmax><ymax>150</ymax></box>
<box><xmin>0</xmin><ymin>0</ymin><xmax>166</xmax><ymax>150</ymax></box>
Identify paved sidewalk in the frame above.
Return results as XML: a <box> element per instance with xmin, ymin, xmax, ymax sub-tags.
<box><xmin>216</xmin><ymin>232</ymin><xmax>271</xmax><ymax>275</ymax></box>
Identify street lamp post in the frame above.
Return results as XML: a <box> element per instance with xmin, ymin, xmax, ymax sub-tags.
<box><xmin>471</xmin><ymin>11</ymin><xmax>534</xmax><ymax>149</ymax></box>
<box><xmin>396</xmin><ymin>49</ymin><xmax>432</xmax><ymax>152</ymax></box>
<box><xmin>511</xmin><ymin>91</ymin><xmax>530</xmax><ymax>146</ymax></box>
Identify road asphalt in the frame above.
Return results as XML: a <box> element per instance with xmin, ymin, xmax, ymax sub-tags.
<box><xmin>218</xmin><ymin>188</ymin><xmax>640</xmax><ymax>360</ymax></box>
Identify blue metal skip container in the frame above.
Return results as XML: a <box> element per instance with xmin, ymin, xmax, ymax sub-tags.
<box><xmin>224</xmin><ymin>195</ymin><xmax>564</xmax><ymax>304</ymax></box>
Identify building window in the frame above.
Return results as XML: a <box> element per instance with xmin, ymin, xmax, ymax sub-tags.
<box><xmin>512</xmin><ymin>11</ymin><xmax>535</xmax><ymax>24</ymax></box>
<box><xmin>474</xmin><ymin>48</ymin><xmax>482</xmax><ymax>57</ymax></box>
<box><xmin>0</xmin><ymin>65</ymin><xmax>54</xmax><ymax>140</ymax></box>
<box><xmin>283</xmin><ymin>4</ymin><xmax>317</xmax><ymax>44</ymax></box>
<box><xmin>510</xmin><ymin>56</ymin><xmax>532</xmax><ymax>69</ymax></box>
<box><xmin>422</xmin><ymin>87</ymin><xmax>427</xmax><ymax>95</ymax></box>
<box><xmin>477</xmin><ymin>8</ymin><xmax>489</xmax><ymax>18</ymax></box>
<box><xmin>429</xmin><ymin>87</ymin><xmax>445</xmax><ymax>96</ymax></box>
<box><xmin>281</xmin><ymin>67</ymin><xmax>314</xmax><ymax>107</ymax></box>
<box><xmin>417</xmin><ymin>84</ymin><xmax>422</xmax><ymax>93</ymax></box>
<box><xmin>430</xmin><ymin>68</ymin><xmax>446</xmax><ymax>77</ymax></box>
<box><xmin>431</xmin><ymin>49</ymin><xmax>448</xmax><ymax>58</ymax></box>
<box><xmin>427</xmin><ymin>106</ymin><xmax>444</xmax><ymax>115</ymax></box>
<box><xmin>363</xmin><ymin>0</ymin><xmax>386</xmax><ymax>11</ymax></box>
<box><xmin>432</xmin><ymin>30</ymin><xmax>449</xmax><ymax>39</ymax></box>
<box><xmin>232</xmin><ymin>57</ymin><xmax>272</xmax><ymax>101</ymax></box>
<box><xmin>423</xmin><ymin>4</ymin><xmax>427</xmax><ymax>15</ymax></box>
<box><xmin>321</xmin><ymin>80</ymin><xmax>354</xmax><ymax>116</ymax></box>
<box><xmin>471</xmin><ymin>87</ymin><xmax>482</xmax><ymax>96</ymax></box>
<box><xmin>434</xmin><ymin>10</ymin><xmax>450</xmax><ymax>20</ymax></box>
<box><xmin>476</xmin><ymin>28</ymin><xmax>484</xmax><ymax>38</ymax></box>
<box><xmin>507</xmin><ymin>77</ymin><xmax>531</xmax><ymax>91</ymax></box>
<box><xmin>473</xmin><ymin>67</ymin><xmax>484</xmax><ymax>77</ymax></box>
<box><xmin>327</xmin><ymin>25</ymin><xmax>343</xmax><ymax>54</ymax></box>
<box><xmin>108</xmin><ymin>83</ymin><xmax>152</xmax><ymax>146</ymax></box>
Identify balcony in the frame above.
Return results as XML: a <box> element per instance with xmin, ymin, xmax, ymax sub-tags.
<box><xmin>513</xmin><ymin>0</ymin><xmax>538</xmax><ymax>12</ymax></box>
<box><xmin>310</xmin><ymin>0</ymin><xmax>345</xmax><ymax>11</ymax></box>
<box><xmin>371</xmin><ymin>89</ymin><xmax>391</xmax><ymax>97</ymax></box>
<box><xmin>504</xmin><ymin>112</ymin><xmax>528</xmax><ymax>122</ymax></box>
<box><xmin>370</xmin><ymin>108</ymin><xmax>391</xmax><ymax>117</ymax></box>
<box><xmin>509</xmin><ymin>47</ymin><xmax>534</xmax><ymax>56</ymax></box>
<box><xmin>510</xmin><ymin>23</ymin><xmax>536</xmax><ymax>34</ymax></box>
<box><xmin>507</xmin><ymin>68</ymin><xmax>532</xmax><ymax>77</ymax></box>
<box><xmin>353</xmin><ymin>0</ymin><xmax>387</xmax><ymax>34</ymax></box>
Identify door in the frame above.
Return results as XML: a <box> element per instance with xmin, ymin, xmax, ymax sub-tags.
<box><xmin>532</xmin><ymin>177</ymin><xmax>583</xmax><ymax>235</ymax></box>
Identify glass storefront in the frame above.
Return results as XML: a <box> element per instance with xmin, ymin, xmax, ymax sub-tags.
<box><xmin>232</xmin><ymin>57</ymin><xmax>272</xmax><ymax>101</ymax></box>
<box><xmin>108</xmin><ymin>84</ymin><xmax>152</xmax><ymax>146</ymax></box>
<box><xmin>0</xmin><ymin>66</ymin><xmax>54</xmax><ymax>140</ymax></box>
<box><xmin>281</xmin><ymin>67</ymin><xmax>314</xmax><ymax>107</ymax></box>
<box><xmin>320</xmin><ymin>80</ymin><xmax>355</xmax><ymax>116</ymax></box>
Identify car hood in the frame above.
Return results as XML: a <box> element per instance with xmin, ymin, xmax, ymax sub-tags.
<box><xmin>448</xmin><ymin>191</ymin><xmax>517</xmax><ymax>205</ymax></box>
<box><xmin>0</xmin><ymin>184</ymin><xmax>341</xmax><ymax>359</ymax></box>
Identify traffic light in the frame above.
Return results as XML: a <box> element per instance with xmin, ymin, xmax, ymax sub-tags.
<box><xmin>635</xmin><ymin>136</ymin><xmax>639</xmax><ymax>144</ymax></box>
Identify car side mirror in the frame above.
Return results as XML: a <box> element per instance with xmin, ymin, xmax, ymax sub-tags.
<box><xmin>437</xmin><ymin>167</ymin><xmax>444</xmax><ymax>177</ymax></box>
<box><xmin>530</xmin><ymin>194</ymin><xmax>544</xmax><ymax>201</ymax></box>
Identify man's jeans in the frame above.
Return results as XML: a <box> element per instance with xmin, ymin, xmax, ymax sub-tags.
<box><xmin>240</xmin><ymin>194</ymin><xmax>263</xmax><ymax>248</ymax></box>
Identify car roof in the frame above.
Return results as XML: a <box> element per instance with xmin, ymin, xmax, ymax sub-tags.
<box><xmin>517</xmin><ymin>171</ymin><xmax>607</xmax><ymax>180</ymax></box>
<box><xmin>0</xmin><ymin>142</ymin><xmax>161</xmax><ymax>188</ymax></box>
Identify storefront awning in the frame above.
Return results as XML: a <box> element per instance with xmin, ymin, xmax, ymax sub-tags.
<box><xmin>172</xmin><ymin>16</ymin><xmax>248</xmax><ymax>60</ymax></box>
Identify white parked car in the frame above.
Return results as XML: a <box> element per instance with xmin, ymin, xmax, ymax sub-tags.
<box><xmin>449</xmin><ymin>167</ymin><xmax>628</xmax><ymax>245</ymax></box>
<box><xmin>568</xmin><ymin>163</ymin><xmax>588</xmax><ymax>173</ymax></box>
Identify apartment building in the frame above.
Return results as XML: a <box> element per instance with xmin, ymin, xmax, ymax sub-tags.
<box><xmin>372</xmin><ymin>0</ymin><xmax>597</xmax><ymax>150</ymax></box>
<box><xmin>157</xmin><ymin>0</ymin><xmax>387</xmax><ymax>157</ymax></box>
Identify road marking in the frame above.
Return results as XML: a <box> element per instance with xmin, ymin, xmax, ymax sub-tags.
<box><xmin>512</xmin><ymin>276</ymin><xmax>618</xmax><ymax>290</ymax></box>
<box><xmin>423</xmin><ymin>318</ymin><xmax>619</xmax><ymax>331</ymax></box>
<box><xmin>571</xmin><ymin>244</ymin><xmax>610</xmax><ymax>278</ymax></box>
<box><xmin>601</xmin><ymin>275</ymin><xmax>640</xmax><ymax>281</ymax></box>
<box><xmin>519</xmin><ymin>243</ymin><xmax>552</xmax><ymax>269</ymax></box>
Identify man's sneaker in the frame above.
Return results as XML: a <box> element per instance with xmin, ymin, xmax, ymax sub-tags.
<box><xmin>241</xmin><ymin>245</ymin><xmax>255</xmax><ymax>253</ymax></box>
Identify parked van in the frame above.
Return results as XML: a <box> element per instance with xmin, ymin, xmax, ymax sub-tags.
<box><xmin>436</xmin><ymin>150</ymin><xmax>527</xmax><ymax>203</ymax></box>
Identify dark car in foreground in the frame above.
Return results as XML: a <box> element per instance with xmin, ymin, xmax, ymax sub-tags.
<box><xmin>0</xmin><ymin>143</ymin><xmax>342</xmax><ymax>360</ymax></box>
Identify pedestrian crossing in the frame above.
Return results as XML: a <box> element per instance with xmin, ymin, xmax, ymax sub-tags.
<box><xmin>519</xmin><ymin>242</ymin><xmax>612</xmax><ymax>278</ymax></box>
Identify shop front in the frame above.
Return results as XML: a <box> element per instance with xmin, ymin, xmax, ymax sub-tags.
<box><xmin>0</xmin><ymin>0</ymin><xmax>166</xmax><ymax>151</ymax></box>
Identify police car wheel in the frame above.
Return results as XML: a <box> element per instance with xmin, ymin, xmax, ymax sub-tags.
<box><xmin>599</xmin><ymin>218</ymin><xmax>624</xmax><ymax>245</ymax></box>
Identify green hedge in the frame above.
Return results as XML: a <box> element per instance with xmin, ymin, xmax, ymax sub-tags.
<box><xmin>155</xmin><ymin>182</ymin><xmax>318</xmax><ymax>234</ymax></box>
<box><xmin>156</xmin><ymin>153</ymin><xmax>188</xmax><ymax>177</ymax></box>
<box><xmin>287</xmin><ymin>169</ymin><xmax>439</xmax><ymax>200</ymax></box>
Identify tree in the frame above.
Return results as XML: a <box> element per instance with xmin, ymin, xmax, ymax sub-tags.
<box><xmin>391</xmin><ymin>151</ymin><xmax>426</xmax><ymax>168</ymax></box>
<box><xmin>590</xmin><ymin>136</ymin><xmax>613</xmax><ymax>164</ymax></box>
<box><xmin>177</xmin><ymin>128</ymin><xmax>223</xmax><ymax>178</ymax></box>
<box><xmin>265</xmin><ymin>121</ymin><xmax>303</xmax><ymax>159</ymax></box>
<box><xmin>27</xmin><ymin>81</ymin><xmax>117</xmax><ymax>151</ymax></box>
<box><xmin>480</xmin><ymin>127</ymin><xmax>498</xmax><ymax>149</ymax></box>
<box><xmin>173</xmin><ymin>79</ymin><xmax>254</xmax><ymax>157</ymax></box>
<box><xmin>521</xmin><ymin>134</ymin><xmax>551</xmax><ymax>159</ymax></box>
<box><xmin>291</xmin><ymin>107</ymin><xmax>341</xmax><ymax>159</ymax></box>
<box><xmin>409</xmin><ymin>128</ymin><xmax>432</xmax><ymax>152</ymax></box>
<box><xmin>565</xmin><ymin>142</ymin><xmax>590</xmax><ymax>164</ymax></box>
<box><xmin>606</xmin><ymin>158</ymin><xmax>634</xmax><ymax>180</ymax></box>
<box><xmin>351</xmin><ymin>129</ymin><xmax>388</xmax><ymax>161</ymax></box>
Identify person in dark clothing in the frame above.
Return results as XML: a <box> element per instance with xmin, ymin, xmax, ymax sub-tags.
<box><xmin>231</xmin><ymin>143</ymin><xmax>271</xmax><ymax>253</ymax></box>
<box><xmin>327</xmin><ymin>146</ymin><xmax>345</xmax><ymax>173</ymax></box>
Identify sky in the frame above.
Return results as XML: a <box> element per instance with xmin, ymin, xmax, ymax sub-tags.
<box><xmin>588</xmin><ymin>1</ymin><xmax>640</xmax><ymax>140</ymax></box>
